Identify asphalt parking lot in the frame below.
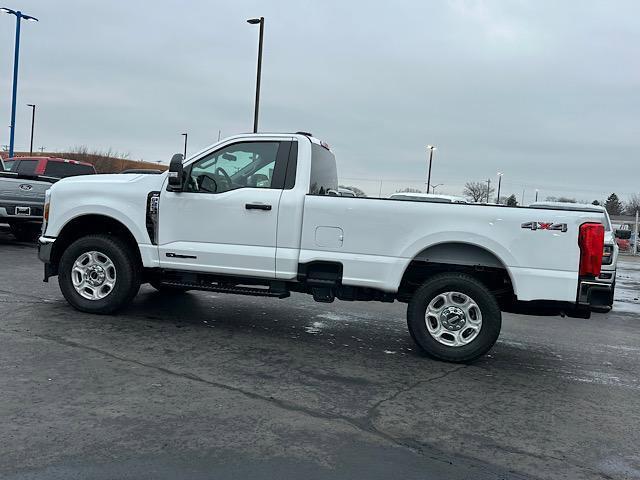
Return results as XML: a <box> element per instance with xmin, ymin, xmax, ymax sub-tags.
<box><xmin>1</xmin><ymin>225</ymin><xmax>639</xmax><ymax>480</ymax></box>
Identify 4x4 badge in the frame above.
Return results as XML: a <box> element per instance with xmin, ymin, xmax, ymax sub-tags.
<box><xmin>521</xmin><ymin>222</ymin><xmax>567</xmax><ymax>232</ymax></box>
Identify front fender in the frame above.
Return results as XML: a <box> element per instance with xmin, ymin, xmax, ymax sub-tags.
<box><xmin>47</xmin><ymin>204</ymin><xmax>148</xmax><ymax>244</ymax></box>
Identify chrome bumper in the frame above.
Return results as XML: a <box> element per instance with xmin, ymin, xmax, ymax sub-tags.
<box><xmin>37</xmin><ymin>236</ymin><xmax>56</xmax><ymax>281</ymax></box>
<box><xmin>578</xmin><ymin>279</ymin><xmax>615</xmax><ymax>310</ymax></box>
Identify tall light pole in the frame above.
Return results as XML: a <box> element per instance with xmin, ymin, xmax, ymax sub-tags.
<box><xmin>535</xmin><ymin>189</ymin><xmax>539</xmax><ymax>202</ymax></box>
<box><xmin>27</xmin><ymin>103</ymin><xmax>35</xmax><ymax>155</ymax></box>
<box><xmin>426</xmin><ymin>145</ymin><xmax>436</xmax><ymax>193</ymax></box>
<box><xmin>181</xmin><ymin>133</ymin><xmax>188</xmax><ymax>159</ymax></box>
<box><xmin>247</xmin><ymin>17</ymin><xmax>264</xmax><ymax>133</ymax></box>
<box><xmin>496</xmin><ymin>172</ymin><xmax>503</xmax><ymax>203</ymax></box>
<box><xmin>486</xmin><ymin>178</ymin><xmax>491</xmax><ymax>203</ymax></box>
<box><xmin>1</xmin><ymin>8</ymin><xmax>38</xmax><ymax>158</ymax></box>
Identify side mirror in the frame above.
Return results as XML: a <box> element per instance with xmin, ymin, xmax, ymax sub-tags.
<box><xmin>167</xmin><ymin>153</ymin><xmax>184</xmax><ymax>192</ymax></box>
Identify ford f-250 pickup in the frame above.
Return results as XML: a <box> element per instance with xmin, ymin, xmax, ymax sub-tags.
<box><xmin>38</xmin><ymin>133</ymin><xmax>611</xmax><ymax>362</ymax></box>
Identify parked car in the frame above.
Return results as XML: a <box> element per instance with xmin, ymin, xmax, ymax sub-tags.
<box><xmin>337</xmin><ymin>187</ymin><xmax>356</xmax><ymax>197</ymax></box>
<box><xmin>529</xmin><ymin>201</ymin><xmax>617</xmax><ymax>311</ymax></box>
<box><xmin>0</xmin><ymin>157</ymin><xmax>96</xmax><ymax>241</ymax></box>
<box><xmin>389</xmin><ymin>192</ymin><xmax>468</xmax><ymax>203</ymax></box>
<box><xmin>39</xmin><ymin>133</ymin><xmax>610</xmax><ymax>362</ymax></box>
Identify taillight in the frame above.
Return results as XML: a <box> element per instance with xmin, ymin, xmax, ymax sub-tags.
<box><xmin>578</xmin><ymin>223</ymin><xmax>605</xmax><ymax>277</ymax></box>
<box><xmin>602</xmin><ymin>245</ymin><xmax>613</xmax><ymax>265</ymax></box>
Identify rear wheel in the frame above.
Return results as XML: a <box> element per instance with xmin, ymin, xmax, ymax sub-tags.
<box><xmin>58</xmin><ymin>234</ymin><xmax>140</xmax><ymax>314</ymax></box>
<box><xmin>407</xmin><ymin>273</ymin><xmax>501</xmax><ymax>362</ymax></box>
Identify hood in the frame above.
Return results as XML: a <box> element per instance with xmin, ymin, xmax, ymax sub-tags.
<box><xmin>51</xmin><ymin>172</ymin><xmax>167</xmax><ymax>193</ymax></box>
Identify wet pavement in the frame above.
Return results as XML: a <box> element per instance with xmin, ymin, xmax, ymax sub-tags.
<box><xmin>1</xmin><ymin>226</ymin><xmax>639</xmax><ymax>479</ymax></box>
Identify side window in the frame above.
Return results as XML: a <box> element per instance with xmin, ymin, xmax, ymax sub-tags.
<box><xmin>185</xmin><ymin>142</ymin><xmax>281</xmax><ymax>194</ymax></box>
<box><xmin>15</xmin><ymin>159</ymin><xmax>38</xmax><ymax>175</ymax></box>
<box><xmin>44</xmin><ymin>162</ymin><xmax>95</xmax><ymax>178</ymax></box>
<box><xmin>309</xmin><ymin>144</ymin><xmax>338</xmax><ymax>195</ymax></box>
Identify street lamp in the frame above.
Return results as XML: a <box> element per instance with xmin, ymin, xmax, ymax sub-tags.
<box><xmin>181</xmin><ymin>133</ymin><xmax>188</xmax><ymax>159</ymax></box>
<box><xmin>27</xmin><ymin>103</ymin><xmax>35</xmax><ymax>155</ymax></box>
<box><xmin>426</xmin><ymin>145</ymin><xmax>436</xmax><ymax>193</ymax></box>
<box><xmin>430</xmin><ymin>183</ymin><xmax>444</xmax><ymax>194</ymax></box>
<box><xmin>1</xmin><ymin>7</ymin><xmax>38</xmax><ymax>158</ymax></box>
<box><xmin>496</xmin><ymin>172</ymin><xmax>503</xmax><ymax>203</ymax></box>
<box><xmin>247</xmin><ymin>17</ymin><xmax>264</xmax><ymax>133</ymax></box>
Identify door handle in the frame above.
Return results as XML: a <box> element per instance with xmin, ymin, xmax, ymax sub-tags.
<box><xmin>245</xmin><ymin>203</ymin><xmax>272</xmax><ymax>211</ymax></box>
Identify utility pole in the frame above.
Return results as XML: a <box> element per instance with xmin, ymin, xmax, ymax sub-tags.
<box><xmin>38</xmin><ymin>146</ymin><xmax>45</xmax><ymax>153</ymax></box>
<box><xmin>426</xmin><ymin>145</ymin><xmax>436</xmax><ymax>193</ymax></box>
<box><xmin>535</xmin><ymin>189</ymin><xmax>539</xmax><ymax>202</ymax></box>
<box><xmin>486</xmin><ymin>178</ymin><xmax>491</xmax><ymax>203</ymax></box>
<box><xmin>27</xmin><ymin>103</ymin><xmax>35</xmax><ymax>154</ymax></box>
<box><xmin>247</xmin><ymin>17</ymin><xmax>265</xmax><ymax>133</ymax></box>
<box><xmin>635</xmin><ymin>210</ymin><xmax>639</xmax><ymax>256</ymax></box>
<box><xmin>496</xmin><ymin>172</ymin><xmax>503</xmax><ymax>204</ymax></box>
<box><xmin>181</xmin><ymin>133</ymin><xmax>188</xmax><ymax>159</ymax></box>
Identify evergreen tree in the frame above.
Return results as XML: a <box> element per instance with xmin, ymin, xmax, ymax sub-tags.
<box><xmin>505</xmin><ymin>194</ymin><xmax>518</xmax><ymax>207</ymax></box>
<box><xmin>604</xmin><ymin>193</ymin><xmax>623</xmax><ymax>215</ymax></box>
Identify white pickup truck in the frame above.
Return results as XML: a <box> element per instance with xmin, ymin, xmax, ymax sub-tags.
<box><xmin>38</xmin><ymin>133</ymin><xmax>611</xmax><ymax>362</ymax></box>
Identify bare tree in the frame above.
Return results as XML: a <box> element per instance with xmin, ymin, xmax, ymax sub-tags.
<box><xmin>626</xmin><ymin>194</ymin><xmax>640</xmax><ymax>215</ymax></box>
<box><xmin>464</xmin><ymin>181</ymin><xmax>493</xmax><ymax>203</ymax></box>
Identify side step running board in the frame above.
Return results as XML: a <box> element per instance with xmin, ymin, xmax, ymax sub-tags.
<box><xmin>160</xmin><ymin>280</ymin><xmax>290</xmax><ymax>299</ymax></box>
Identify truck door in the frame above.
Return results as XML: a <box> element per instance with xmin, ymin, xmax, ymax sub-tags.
<box><xmin>157</xmin><ymin>139</ymin><xmax>293</xmax><ymax>278</ymax></box>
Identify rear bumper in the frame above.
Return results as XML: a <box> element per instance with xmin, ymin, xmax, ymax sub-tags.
<box><xmin>0</xmin><ymin>204</ymin><xmax>44</xmax><ymax>221</ymax></box>
<box><xmin>38</xmin><ymin>236</ymin><xmax>56</xmax><ymax>282</ymax></box>
<box><xmin>578</xmin><ymin>279</ymin><xmax>615</xmax><ymax>311</ymax></box>
<box><xmin>505</xmin><ymin>278</ymin><xmax>615</xmax><ymax>319</ymax></box>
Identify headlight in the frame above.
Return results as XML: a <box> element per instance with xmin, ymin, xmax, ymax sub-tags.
<box><xmin>42</xmin><ymin>189</ymin><xmax>51</xmax><ymax>235</ymax></box>
<box><xmin>602</xmin><ymin>244</ymin><xmax>613</xmax><ymax>265</ymax></box>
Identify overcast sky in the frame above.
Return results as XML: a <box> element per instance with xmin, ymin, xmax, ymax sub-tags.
<box><xmin>1</xmin><ymin>0</ymin><xmax>638</xmax><ymax>201</ymax></box>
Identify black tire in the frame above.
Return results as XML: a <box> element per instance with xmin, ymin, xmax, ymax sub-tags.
<box><xmin>407</xmin><ymin>273</ymin><xmax>501</xmax><ymax>363</ymax></box>
<box><xmin>149</xmin><ymin>280</ymin><xmax>190</xmax><ymax>294</ymax></box>
<box><xmin>58</xmin><ymin>234</ymin><xmax>141</xmax><ymax>314</ymax></box>
<box><xmin>10</xmin><ymin>223</ymin><xmax>41</xmax><ymax>243</ymax></box>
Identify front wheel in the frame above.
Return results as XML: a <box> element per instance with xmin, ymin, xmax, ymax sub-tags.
<box><xmin>407</xmin><ymin>273</ymin><xmax>501</xmax><ymax>363</ymax></box>
<box><xmin>58</xmin><ymin>234</ymin><xmax>141</xmax><ymax>314</ymax></box>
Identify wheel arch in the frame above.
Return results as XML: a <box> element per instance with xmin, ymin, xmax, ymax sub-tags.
<box><xmin>398</xmin><ymin>241</ymin><xmax>517</xmax><ymax>302</ymax></box>
<box><xmin>50</xmin><ymin>214</ymin><xmax>142</xmax><ymax>275</ymax></box>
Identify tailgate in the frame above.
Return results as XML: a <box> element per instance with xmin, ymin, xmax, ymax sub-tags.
<box><xmin>0</xmin><ymin>173</ymin><xmax>55</xmax><ymax>217</ymax></box>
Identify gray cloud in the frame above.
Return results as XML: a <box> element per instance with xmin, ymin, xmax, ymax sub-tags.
<box><xmin>1</xmin><ymin>0</ymin><xmax>638</xmax><ymax>202</ymax></box>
